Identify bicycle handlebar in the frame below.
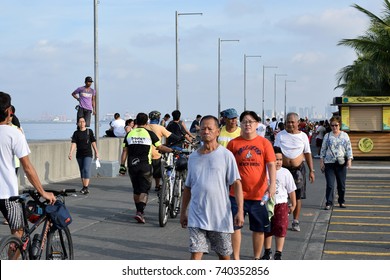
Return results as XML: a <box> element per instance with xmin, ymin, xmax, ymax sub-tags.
<box><xmin>9</xmin><ymin>189</ymin><xmax>77</xmax><ymax>204</ymax></box>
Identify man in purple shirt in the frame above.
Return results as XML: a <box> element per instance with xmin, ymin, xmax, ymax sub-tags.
<box><xmin>71</xmin><ymin>76</ymin><xmax>96</xmax><ymax>127</ymax></box>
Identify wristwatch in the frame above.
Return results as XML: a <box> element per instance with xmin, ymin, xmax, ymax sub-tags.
<box><xmin>310</xmin><ymin>170</ymin><xmax>315</xmax><ymax>173</ymax></box>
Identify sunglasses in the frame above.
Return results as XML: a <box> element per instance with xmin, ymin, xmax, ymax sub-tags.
<box><xmin>330</xmin><ymin>124</ymin><xmax>339</xmax><ymax>127</ymax></box>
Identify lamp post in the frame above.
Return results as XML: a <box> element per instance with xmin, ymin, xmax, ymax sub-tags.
<box><xmin>244</xmin><ymin>54</ymin><xmax>261</xmax><ymax>111</ymax></box>
<box><xmin>262</xmin><ymin>65</ymin><xmax>277</xmax><ymax>121</ymax></box>
<box><xmin>284</xmin><ymin>80</ymin><xmax>296</xmax><ymax>121</ymax></box>
<box><xmin>273</xmin><ymin>73</ymin><xmax>287</xmax><ymax>118</ymax></box>
<box><xmin>218</xmin><ymin>38</ymin><xmax>239</xmax><ymax>116</ymax></box>
<box><xmin>175</xmin><ymin>11</ymin><xmax>203</xmax><ymax>111</ymax></box>
<box><xmin>94</xmin><ymin>0</ymin><xmax>99</xmax><ymax>145</ymax></box>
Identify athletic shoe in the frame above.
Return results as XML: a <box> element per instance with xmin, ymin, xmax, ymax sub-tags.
<box><xmin>324</xmin><ymin>205</ymin><xmax>331</xmax><ymax>210</ymax></box>
<box><xmin>292</xmin><ymin>220</ymin><xmax>300</xmax><ymax>232</ymax></box>
<box><xmin>80</xmin><ymin>187</ymin><xmax>89</xmax><ymax>195</ymax></box>
<box><xmin>260</xmin><ymin>250</ymin><xmax>272</xmax><ymax>260</ymax></box>
<box><xmin>274</xmin><ymin>252</ymin><xmax>282</xmax><ymax>260</ymax></box>
<box><xmin>134</xmin><ymin>212</ymin><xmax>145</xmax><ymax>224</ymax></box>
<box><xmin>313</xmin><ymin>155</ymin><xmax>320</xmax><ymax>159</ymax></box>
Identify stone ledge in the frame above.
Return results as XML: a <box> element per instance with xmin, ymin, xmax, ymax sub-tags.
<box><xmin>91</xmin><ymin>160</ymin><xmax>119</xmax><ymax>177</ymax></box>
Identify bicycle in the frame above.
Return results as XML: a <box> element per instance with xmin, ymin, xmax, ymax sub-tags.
<box><xmin>158</xmin><ymin>147</ymin><xmax>191</xmax><ymax>227</ymax></box>
<box><xmin>0</xmin><ymin>188</ymin><xmax>76</xmax><ymax>260</ymax></box>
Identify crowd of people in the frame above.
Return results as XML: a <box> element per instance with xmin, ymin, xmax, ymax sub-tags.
<box><xmin>0</xmin><ymin>76</ymin><xmax>354</xmax><ymax>260</ymax></box>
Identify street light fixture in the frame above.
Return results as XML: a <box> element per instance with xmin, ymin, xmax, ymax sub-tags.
<box><xmin>262</xmin><ymin>65</ymin><xmax>277</xmax><ymax>121</ymax></box>
<box><xmin>284</xmin><ymin>80</ymin><xmax>296</xmax><ymax>121</ymax></box>
<box><xmin>274</xmin><ymin>73</ymin><xmax>287</xmax><ymax>118</ymax></box>
<box><xmin>218</xmin><ymin>38</ymin><xmax>239</xmax><ymax>116</ymax></box>
<box><xmin>175</xmin><ymin>11</ymin><xmax>203</xmax><ymax>111</ymax></box>
<box><xmin>244</xmin><ymin>54</ymin><xmax>261</xmax><ymax>111</ymax></box>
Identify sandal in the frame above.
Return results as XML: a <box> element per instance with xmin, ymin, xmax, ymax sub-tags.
<box><xmin>155</xmin><ymin>185</ymin><xmax>161</xmax><ymax>192</ymax></box>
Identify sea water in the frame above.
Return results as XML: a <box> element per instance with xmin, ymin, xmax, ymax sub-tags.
<box><xmin>21</xmin><ymin>120</ymin><xmax>194</xmax><ymax>141</ymax></box>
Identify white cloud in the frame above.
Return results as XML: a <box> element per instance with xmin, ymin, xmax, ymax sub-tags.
<box><xmin>279</xmin><ymin>7</ymin><xmax>370</xmax><ymax>40</ymax></box>
<box><xmin>291</xmin><ymin>52</ymin><xmax>325</xmax><ymax>64</ymax></box>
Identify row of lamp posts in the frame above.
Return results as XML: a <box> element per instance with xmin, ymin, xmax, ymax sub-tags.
<box><xmin>93</xmin><ymin>5</ymin><xmax>297</xmax><ymax>141</ymax></box>
<box><xmin>174</xmin><ymin>10</ymin><xmax>297</xmax><ymax>120</ymax></box>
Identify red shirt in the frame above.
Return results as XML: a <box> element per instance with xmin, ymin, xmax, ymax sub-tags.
<box><xmin>227</xmin><ymin>136</ymin><xmax>276</xmax><ymax>200</ymax></box>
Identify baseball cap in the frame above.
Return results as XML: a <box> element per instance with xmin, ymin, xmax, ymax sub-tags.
<box><xmin>85</xmin><ymin>76</ymin><xmax>93</xmax><ymax>83</ymax></box>
<box><xmin>223</xmin><ymin>108</ymin><xmax>239</xmax><ymax>119</ymax></box>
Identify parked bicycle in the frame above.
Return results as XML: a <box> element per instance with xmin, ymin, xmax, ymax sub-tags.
<box><xmin>158</xmin><ymin>147</ymin><xmax>191</xmax><ymax>227</ymax></box>
<box><xmin>0</xmin><ymin>188</ymin><xmax>76</xmax><ymax>260</ymax></box>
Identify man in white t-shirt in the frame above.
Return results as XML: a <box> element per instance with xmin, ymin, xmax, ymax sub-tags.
<box><xmin>256</xmin><ymin>116</ymin><xmax>267</xmax><ymax>137</ymax></box>
<box><xmin>105</xmin><ymin>113</ymin><xmax>126</xmax><ymax>137</ymax></box>
<box><xmin>274</xmin><ymin>112</ymin><xmax>315</xmax><ymax>232</ymax></box>
<box><xmin>180</xmin><ymin>115</ymin><xmax>244</xmax><ymax>260</ymax></box>
<box><xmin>0</xmin><ymin>92</ymin><xmax>56</xmax><ymax>239</ymax></box>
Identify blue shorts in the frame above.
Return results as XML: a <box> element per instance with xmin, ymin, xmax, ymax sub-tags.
<box><xmin>230</xmin><ymin>196</ymin><xmax>270</xmax><ymax>233</ymax></box>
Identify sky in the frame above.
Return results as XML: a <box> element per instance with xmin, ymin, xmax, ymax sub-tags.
<box><xmin>0</xmin><ymin>0</ymin><xmax>386</xmax><ymax>121</ymax></box>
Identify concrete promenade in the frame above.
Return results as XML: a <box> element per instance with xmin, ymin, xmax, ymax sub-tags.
<box><xmin>1</xmin><ymin>157</ymin><xmax>390</xmax><ymax>260</ymax></box>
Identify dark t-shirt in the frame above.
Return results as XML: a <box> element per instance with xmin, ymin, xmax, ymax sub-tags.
<box><xmin>166</xmin><ymin>121</ymin><xmax>185</xmax><ymax>146</ymax></box>
<box><xmin>190</xmin><ymin>120</ymin><xmax>199</xmax><ymax>133</ymax></box>
<box><xmin>71</xmin><ymin>129</ymin><xmax>96</xmax><ymax>158</ymax></box>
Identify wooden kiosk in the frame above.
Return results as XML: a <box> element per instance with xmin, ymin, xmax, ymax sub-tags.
<box><xmin>332</xmin><ymin>96</ymin><xmax>390</xmax><ymax>158</ymax></box>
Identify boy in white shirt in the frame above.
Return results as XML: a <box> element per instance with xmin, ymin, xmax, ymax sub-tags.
<box><xmin>261</xmin><ymin>146</ymin><xmax>297</xmax><ymax>260</ymax></box>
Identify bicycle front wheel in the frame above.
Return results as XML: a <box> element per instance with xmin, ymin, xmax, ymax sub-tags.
<box><xmin>46</xmin><ymin>226</ymin><xmax>74</xmax><ymax>260</ymax></box>
<box><xmin>0</xmin><ymin>235</ymin><xmax>26</xmax><ymax>260</ymax></box>
<box><xmin>158</xmin><ymin>175</ymin><xmax>170</xmax><ymax>227</ymax></box>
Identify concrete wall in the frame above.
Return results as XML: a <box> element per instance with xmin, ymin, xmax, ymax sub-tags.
<box><xmin>18</xmin><ymin>138</ymin><xmax>123</xmax><ymax>188</ymax></box>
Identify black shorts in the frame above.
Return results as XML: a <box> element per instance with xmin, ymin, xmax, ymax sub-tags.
<box><xmin>128</xmin><ymin>162</ymin><xmax>152</xmax><ymax>195</ymax></box>
<box><xmin>77</xmin><ymin>107</ymin><xmax>93</xmax><ymax>127</ymax></box>
<box><xmin>152</xmin><ymin>158</ymin><xmax>162</xmax><ymax>179</ymax></box>
<box><xmin>285</xmin><ymin>162</ymin><xmax>307</xmax><ymax>200</ymax></box>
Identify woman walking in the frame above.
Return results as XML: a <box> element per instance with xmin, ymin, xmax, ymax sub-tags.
<box><xmin>319</xmin><ymin>116</ymin><xmax>353</xmax><ymax>209</ymax></box>
<box><xmin>68</xmin><ymin>117</ymin><xmax>99</xmax><ymax>194</ymax></box>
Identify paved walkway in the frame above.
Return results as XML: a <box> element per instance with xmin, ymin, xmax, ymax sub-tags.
<box><xmin>1</xmin><ymin>159</ymin><xmax>389</xmax><ymax>260</ymax></box>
